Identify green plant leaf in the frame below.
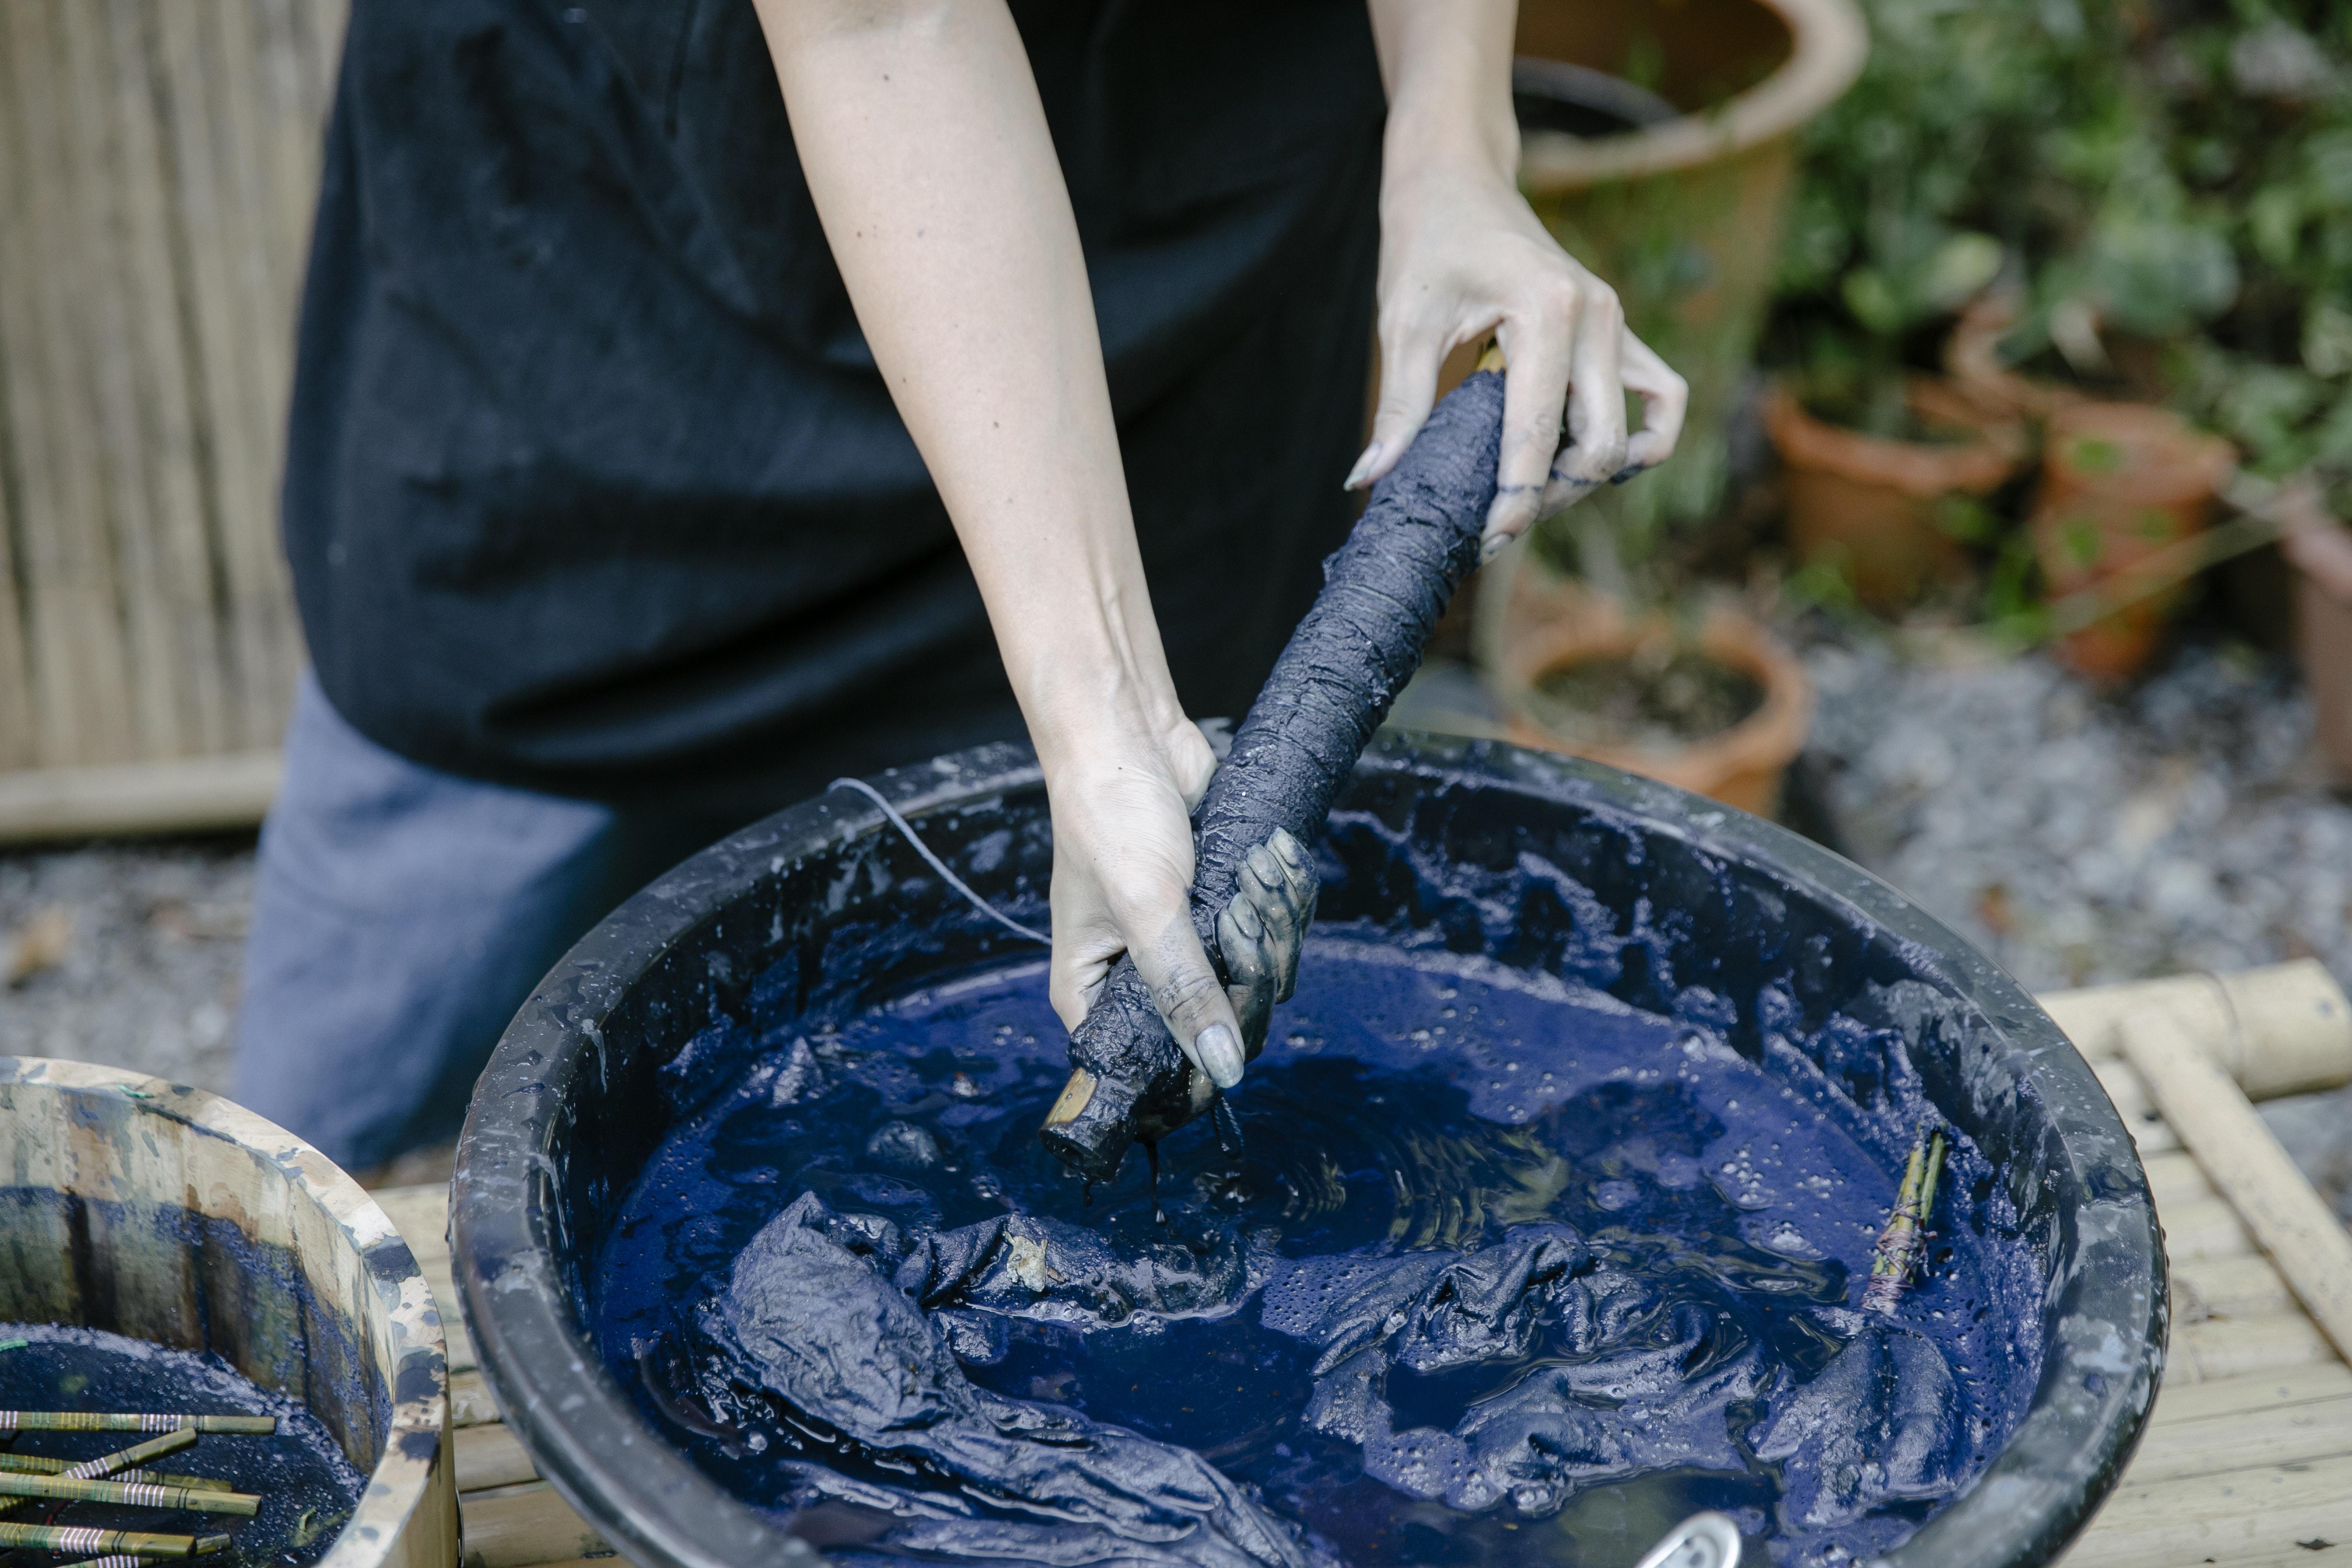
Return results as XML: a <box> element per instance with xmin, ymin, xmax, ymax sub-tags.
<box><xmin>1920</xmin><ymin>232</ymin><xmax>2006</xmax><ymax>312</ymax></box>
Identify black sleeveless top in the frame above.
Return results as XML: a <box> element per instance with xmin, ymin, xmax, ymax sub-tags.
<box><xmin>283</xmin><ymin>0</ymin><xmax>1386</xmax><ymax>815</ymax></box>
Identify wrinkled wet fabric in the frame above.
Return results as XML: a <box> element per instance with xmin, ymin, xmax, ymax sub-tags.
<box><xmin>709</xmin><ymin>1192</ymin><xmax>1316</xmax><ymax>1568</ymax></box>
<box><xmin>602</xmin><ymin>939</ymin><xmax>2040</xmax><ymax>1568</ymax></box>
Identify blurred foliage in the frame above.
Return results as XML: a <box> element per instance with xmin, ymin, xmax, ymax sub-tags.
<box><xmin>1767</xmin><ymin>0</ymin><xmax>2352</xmax><ymax>497</ymax></box>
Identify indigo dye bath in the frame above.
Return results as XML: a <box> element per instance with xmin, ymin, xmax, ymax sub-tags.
<box><xmin>0</xmin><ymin>1323</ymin><xmax>367</xmax><ymax>1563</ymax></box>
<box><xmin>595</xmin><ymin>935</ymin><xmax>2043</xmax><ymax>1568</ymax></box>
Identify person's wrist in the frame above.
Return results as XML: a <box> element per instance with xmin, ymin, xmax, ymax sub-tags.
<box><xmin>1020</xmin><ymin>658</ymin><xmax>1190</xmax><ymax>785</ymax></box>
<box><xmin>1380</xmin><ymin>89</ymin><xmax>1517</xmax><ymax>203</ymax></box>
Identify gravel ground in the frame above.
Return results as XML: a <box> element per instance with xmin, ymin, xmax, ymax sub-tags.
<box><xmin>1805</xmin><ymin>638</ymin><xmax>2352</xmax><ymax>992</ymax></box>
<box><xmin>1804</xmin><ymin>636</ymin><xmax>2352</xmax><ymax>1217</ymax></box>
<box><xmin>0</xmin><ymin>835</ymin><xmax>254</xmax><ymax>1093</ymax></box>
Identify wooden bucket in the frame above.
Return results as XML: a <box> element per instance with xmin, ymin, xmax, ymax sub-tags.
<box><xmin>0</xmin><ymin>1057</ymin><xmax>456</xmax><ymax>1568</ymax></box>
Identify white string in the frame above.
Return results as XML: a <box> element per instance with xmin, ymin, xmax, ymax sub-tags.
<box><xmin>827</xmin><ymin>777</ymin><xmax>1050</xmax><ymax>945</ymax></box>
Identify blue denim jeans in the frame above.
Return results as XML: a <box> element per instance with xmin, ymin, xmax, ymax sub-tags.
<box><xmin>231</xmin><ymin>674</ymin><xmax>741</xmax><ymax>1171</ymax></box>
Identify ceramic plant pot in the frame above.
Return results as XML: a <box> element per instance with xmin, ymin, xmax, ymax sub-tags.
<box><xmin>1512</xmin><ymin>0</ymin><xmax>1866</xmax><ymax>545</ymax></box>
<box><xmin>1764</xmin><ymin>380</ymin><xmax>2030</xmax><ymax>611</ymax></box>
<box><xmin>2030</xmin><ymin>403</ymin><xmax>2238</xmax><ymax>681</ymax></box>
<box><xmin>1483</xmin><ymin>565</ymin><xmax>1814</xmax><ymax>816</ymax></box>
<box><xmin>1945</xmin><ymin>297</ymin><xmax>2088</xmax><ymax>427</ymax></box>
<box><xmin>2283</xmin><ymin>508</ymin><xmax>2352</xmax><ymax>785</ymax></box>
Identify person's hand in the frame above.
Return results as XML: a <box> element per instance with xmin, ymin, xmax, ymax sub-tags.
<box><xmin>1042</xmin><ymin>704</ymin><xmax>1255</xmax><ymax>1087</ymax></box>
<box><xmin>1350</xmin><ymin>163</ymin><xmax>1689</xmax><ymax>563</ymax></box>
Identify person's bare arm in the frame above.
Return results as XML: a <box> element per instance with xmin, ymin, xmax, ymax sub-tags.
<box><xmin>1359</xmin><ymin>0</ymin><xmax>1688</xmax><ymax>558</ymax></box>
<box><xmin>750</xmin><ymin>0</ymin><xmax>1250</xmax><ymax>1085</ymax></box>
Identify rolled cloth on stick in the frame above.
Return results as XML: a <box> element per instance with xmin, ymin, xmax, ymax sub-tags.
<box><xmin>1043</xmin><ymin>369</ymin><xmax>1505</xmax><ymax>1181</ymax></box>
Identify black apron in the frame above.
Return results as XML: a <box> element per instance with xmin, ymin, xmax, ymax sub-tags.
<box><xmin>283</xmin><ymin>0</ymin><xmax>1385</xmax><ymax>817</ymax></box>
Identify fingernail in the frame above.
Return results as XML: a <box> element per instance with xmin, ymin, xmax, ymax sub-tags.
<box><xmin>1229</xmin><ymin>896</ymin><xmax>1265</xmax><ymax>940</ymax></box>
<box><xmin>1479</xmin><ymin>530</ymin><xmax>1510</xmax><ymax>564</ymax></box>
<box><xmin>1195</xmin><ymin>1023</ymin><xmax>1244</xmax><ymax>1088</ymax></box>
<box><xmin>1343</xmin><ymin>442</ymin><xmax>1383</xmax><ymax>491</ymax></box>
<box><xmin>1485</xmin><ymin>486</ymin><xmax>1534</xmax><ymax>538</ymax></box>
<box><xmin>1270</xmin><ymin>828</ymin><xmax>1305</xmax><ymax>867</ymax></box>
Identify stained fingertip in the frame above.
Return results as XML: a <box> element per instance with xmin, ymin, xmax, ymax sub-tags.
<box><xmin>1610</xmin><ymin>462</ymin><xmax>1651</xmax><ymax>486</ymax></box>
<box><xmin>1480</xmin><ymin>530</ymin><xmax>1510</xmax><ymax>565</ymax></box>
<box><xmin>1269</xmin><ymin>828</ymin><xmax>1305</xmax><ymax>866</ymax></box>
<box><xmin>1230</xmin><ymin>895</ymin><xmax>1266</xmax><ymax>940</ymax></box>
<box><xmin>1195</xmin><ymin>1023</ymin><xmax>1244</xmax><ymax>1088</ymax></box>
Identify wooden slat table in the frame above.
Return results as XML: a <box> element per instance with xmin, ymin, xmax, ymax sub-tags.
<box><xmin>370</xmin><ymin>972</ymin><xmax>2352</xmax><ymax>1568</ymax></box>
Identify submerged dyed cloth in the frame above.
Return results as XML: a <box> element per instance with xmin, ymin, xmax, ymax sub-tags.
<box><xmin>707</xmin><ymin>1193</ymin><xmax>1319</xmax><ymax>1568</ymax></box>
<box><xmin>704</xmin><ymin>1188</ymin><xmax>1975</xmax><ymax>1559</ymax></box>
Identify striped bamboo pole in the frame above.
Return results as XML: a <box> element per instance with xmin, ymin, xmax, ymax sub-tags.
<box><xmin>63</xmin><ymin>1429</ymin><xmax>199</xmax><ymax>1478</ymax></box>
<box><xmin>0</xmin><ymin>1470</ymin><xmax>259</xmax><ymax>1516</ymax></box>
<box><xmin>0</xmin><ymin>1414</ymin><xmax>274</xmax><ymax>1435</ymax></box>
<box><xmin>0</xmin><ymin>1452</ymin><xmax>231</xmax><ymax>1491</ymax></box>
<box><xmin>0</xmin><ymin>1520</ymin><xmax>230</xmax><ymax>1556</ymax></box>
<box><xmin>1</xmin><ymin>1429</ymin><xmax>210</xmax><ymax>1519</ymax></box>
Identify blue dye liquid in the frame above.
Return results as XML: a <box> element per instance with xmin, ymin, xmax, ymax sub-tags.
<box><xmin>595</xmin><ymin>938</ymin><xmax>2038</xmax><ymax>1567</ymax></box>
<box><xmin>0</xmin><ymin>1323</ymin><xmax>367</xmax><ymax>1564</ymax></box>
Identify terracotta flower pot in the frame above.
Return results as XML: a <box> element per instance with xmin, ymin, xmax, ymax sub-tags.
<box><xmin>1513</xmin><ymin>0</ymin><xmax>1866</xmax><ymax>544</ymax></box>
<box><xmin>2030</xmin><ymin>403</ymin><xmax>2237</xmax><ymax>681</ymax></box>
<box><xmin>1481</xmin><ymin>565</ymin><xmax>1814</xmax><ymax>817</ymax></box>
<box><xmin>2282</xmin><ymin>506</ymin><xmax>2352</xmax><ymax>786</ymax></box>
<box><xmin>1946</xmin><ymin>296</ymin><xmax>2090</xmax><ymax>427</ymax></box>
<box><xmin>1764</xmin><ymin>380</ymin><xmax>2029</xmax><ymax>611</ymax></box>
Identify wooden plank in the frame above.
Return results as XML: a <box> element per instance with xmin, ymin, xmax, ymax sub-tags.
<box><xmin>2174</xmin><ymin>1253</ymin><xmax>2297</xmax><ymax>1323</ymax></box>
<box><xmin>57</xmin><ymin>0</ymin><xmax>185</xmax><ymax>763</ymax></box>
<box><xmin>151</xmin><ymin>0</ymin><xmax>280</xmax><ymax>754</ymax></box>
<box><xmin>2123</xmin><ymin>1390</ymin><xmax>2352</xmax><ymax>1485</ymax></box>
<box><xmin>2145</xmin><ymin>1360</ymin><xmax>2352</xmax><ymax>1426</ymax></box>
<box><xmin>441</xmin><ymin>1292</ymin><xmax>478</xmax><ymax>1376</ymax></box>
<box><xmin>2142</xmin><ymin>1150</ymin><xmax>2215</xmax><ymax>1212</ymax></box>
<box><xmin>2156</xmin><ymin>1195</ymin><xmax>2254</xmax><ymax>1265</ymax></box>
<box><xmin>0</xmin><ymin>0</ymin><xmax>35</xmax><ymax>775</ymax></box>
<box><xmin>448</xmin><ymin>1371</ymin><xmax>502</xmax><ymax>1430</ymax></box>
<box><xmin>2089</xmin><ymin>1057</ymin><xmax>2181</xmax><ymax>1155</ymax></box>
<box><xmin>101</xmin><ymin>0</ymin><xmax>233</xmax><ymax>760</ymax></box>
<box><xmin>2174</xmin><ymin>1313</ymin><xmax>2337</xmax><ymax>1383</ymax></box>
<box><xmin>455</xmin><ymin>1422</ymin><xmax>539</xmax><ymax>1495</ymax></box>
<box><xmin>200</xmin><ymin>0</ymin><xmax>303</xmax><ymax>748</ymax></box>
<box><xmin>2124</xmin><ymin>1010</ymin><xmax>2352</xmax><ymax>1361</ymax></box>
<box><xmin>0</xmin><ymin>0</ymin><xmax>138</xmax><ymax>768</ymax></box>
<box><xmin>2062</xmin><ymin>1452</ymin><xmax>2352</xmax><ymax>1568</ymax></box>
<box><xmin>460</xmin><ymin>1480</ymin><xmax>612</xmax><ymax>1568</ymax></box>
<box><xmin>0</xmin><ymin>749</ymin><xmax>277</xmax><ymax>843</ymax></box>
<box><xmin>373</xmin><ymin>1183</ymin><xmax>451</xmax><ymax>1262</ymax></box>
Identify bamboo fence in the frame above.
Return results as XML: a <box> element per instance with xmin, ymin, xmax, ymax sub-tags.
<box><xmin>0</xmin><ymin>0</ymin><xmax>343</xmax><ymax>840</ymax></box>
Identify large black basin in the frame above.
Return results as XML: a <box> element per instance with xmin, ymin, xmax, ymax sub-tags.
<box><xmin>451</xmin><ymin>736</ymin><xmax>2163</xmax><ymax>1568</ymax></box>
